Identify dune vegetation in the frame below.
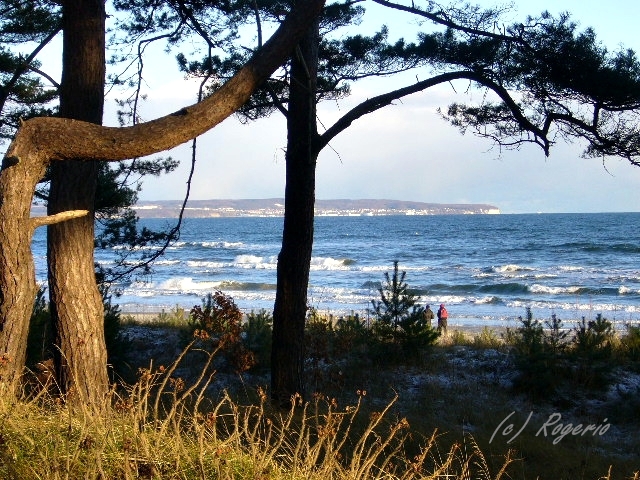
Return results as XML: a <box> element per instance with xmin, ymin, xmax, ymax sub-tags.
<box><xmin>6</xmin><ymin>280</ymin><xmax>639</xmax><ymax>479</ymax></box>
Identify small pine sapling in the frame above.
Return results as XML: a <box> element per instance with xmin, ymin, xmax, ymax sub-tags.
<box><xmin>369</xmin><ymin>261</ymin><xmax>439</xmax><ymax>357</ymax></box>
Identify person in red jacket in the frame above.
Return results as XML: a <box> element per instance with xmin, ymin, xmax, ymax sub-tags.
<box><xmin>437</xmin><ymin>304</ymin><xmax>448</xmax><ymax>335</ymax></box>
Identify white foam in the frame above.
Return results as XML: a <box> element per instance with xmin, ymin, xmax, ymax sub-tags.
<box><xmin>233</xmin><ymin>255</ymin><xmax>278</xmax><ymax>269</ymax></box>
<box><xmin>495</xmin><ymin>264</ymin><xmax>533</xmax><ymax>273</ymax></box>
<box><xmin>236</xmin><ymin>254</ymin><xmax>264</xmax><ymax>264</ymax></box>
<box><xmin>529</xmin><ymin>284</ymin><xmax>582</xmax><ymax>295</ymax></box>
<box><xmin>475</xmin><ymin>296</ymin><xmax>499</xmax><ymax>304</ymax></box>
<box><xmin>111</xmin><ymin>244</ymin><xmax>158</xmax><ymax>251</ymax></box>
<box><xmin>155</xmin><ymin>259</ymin><xmax>181</xmax><ymax>266</ymax></box>
<box><xmin>187</xmin><ymin>260</ymin><xmax>225</xmax><ymax>269</ymax></box>
<box><xmin>618</xmin><ymin>286</ymin><xmax>640</xmax><ymax>295</ymax></box>
<box><xmin>558</xmin><ymin>265</ymin><xmax>583</xmax><ymax>272</ymax></box>
<box><xmin>310</xmin><ymin>257</ymin><xmax>350</xmax><ymax>270</ymax></box>
<box><xmin>200</xmin><ymin>241</ymin><xmax>244</xmax><ymax>248</ymax></box>
<box><xmin>157</xmin><ymin>277</ymin><xmax>222</xmax><ymax>293</ymax></box>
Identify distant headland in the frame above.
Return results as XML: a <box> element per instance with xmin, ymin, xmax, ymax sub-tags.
<box><xmin>132</xmin><ymin>199</ymin><xmax>500</xmax><ymax>218</ymax></box>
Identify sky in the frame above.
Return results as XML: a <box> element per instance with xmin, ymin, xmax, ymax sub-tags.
<box><xmin>45</xmin><ymin>0</ymin><xmax>640</xmax><ymax>213</ymax></box>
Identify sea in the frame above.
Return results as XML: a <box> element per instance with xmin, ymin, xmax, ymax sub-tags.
<box><xmin>30</xmin><ymin>212</ymin><xmax>640</xmax><ymax>331</ymax></box>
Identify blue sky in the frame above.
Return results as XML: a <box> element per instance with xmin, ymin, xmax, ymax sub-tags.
<box><xmin>51</xmin><ymin>1</ymin><xmax>640</xmax><ymax>213</ymax></box>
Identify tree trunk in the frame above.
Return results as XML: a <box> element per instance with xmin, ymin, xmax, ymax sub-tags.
<box><xmin>271</xmin><ymin>18</ymin><xmax>320</xmax><ymax>406</ymax></box>
<box><xmin>45</xmin><ymin>0</ymin><xmax>108</xmax><ymax>407</ymax></box>
<box><xmin>0</xmin><ymin>0</ymin><xmax>325</xmax><ymax>399</ymax></box>
<box><xmin>0</xmin><ymin>160</ymin><xmax>46</xmax><ymax>395</ymax></box>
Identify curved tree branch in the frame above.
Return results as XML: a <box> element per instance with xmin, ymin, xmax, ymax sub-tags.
<box><xmin>318</xmin><ymin>70</ymin><xmax>549</xmax><ymax>153</ymax></box>
<box><xmin>371</xmin><ymin>0</ymin><xmax>528</xmax><ymax>46</ymax></box>
<box><xmin>3</xmin><ymin>0</ymin><xmax>324</xmax><ymax>165</ymax></box>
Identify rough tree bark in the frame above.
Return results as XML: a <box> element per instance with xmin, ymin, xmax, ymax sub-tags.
<box><xmin>271</xmin><ymin>17</ymin><xmax>320</xmax><ymax>405</ymax></box>
<box><xmin>0</xmin><ymin>0</ymin><xmax>325</xmax><ymax>398</ymax></box>
<box><xmin>46</xmin><ymin>0</ymin><xmax>108</xmax><ymax>407</ymax></box>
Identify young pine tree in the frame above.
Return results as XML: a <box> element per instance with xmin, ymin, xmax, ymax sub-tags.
<box><xmin>370</xmin><ymin>261</ymin><xmax>439</xmax><ymax>356</ymax></box>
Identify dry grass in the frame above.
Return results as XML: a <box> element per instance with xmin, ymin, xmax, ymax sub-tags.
<box><xmin>7</xmin><ymin>316</ymin><xmax>640</xmax><ymax>479</ymax></box>
<box><xmin>0</xmin><ymin>351</ymin><xmax>517</xmax><ymax>480</ymax></box>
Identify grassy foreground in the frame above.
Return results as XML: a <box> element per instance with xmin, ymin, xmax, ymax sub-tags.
<box><xmin>0</xmin><ymin>369</ymin><xmax>516</xmax><ymax>479</ymax></box>
<box><xmin>2</xmin><ymin>321</ymin><xmax>639</xmax><ymax>479</ymax></box>
<box><xmin>12</xmin><ymin>286</ymin><xmax>640</xmax><ymax>479</ymax></box>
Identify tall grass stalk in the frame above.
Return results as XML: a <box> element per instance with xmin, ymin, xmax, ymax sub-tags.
<box><xmin>0</xmin><ymin>347</ymin><xmax>518</xmax><ymax>479</ymax></box>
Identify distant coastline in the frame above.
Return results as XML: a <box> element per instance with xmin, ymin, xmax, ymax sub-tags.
<box><xmin>131</xmin><ymin>199</ymin><xmax>501</xmax><ymax>218</ymax></box>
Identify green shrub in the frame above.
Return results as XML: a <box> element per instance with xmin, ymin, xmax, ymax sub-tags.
<box><xmin>449</xmin><ymin>329</ymin><xmax>471</xmax><ymax>346</ymax></box>
<box><xmin>511</xmin><ymin>308</ymin><xmax>561</xmax><ymax>398</ymax></box>
<box><xmin>544</xmin><ymin>313</ymin><xmax>570</xmax><ymax>355</ymax></box>
<box><xmin>570</xmin><ymin>314</ymin><xmax>614</xmax><ymax>389</ymax></box>
<box><xmin>304</xmin><ymin>308</ymin><xmax>335</xmax><ymax>364</ymax></box>
<box><xmin>501</xmin><ymin>327</ymin><xmax>519</xmax><ymax>346</ymax></box>
<box><xmin>155</xmin><ymin>305</ymin><xmax>187</xmax><ymax>326</ymax></box>
<box><xmin>511</xmin><ymin>309</ymin><xmax>618</xmax><ymax>396</ymax></box>
<box><xmin>334</xmin><ymin>313</ymin><xmax>372</xmax><ymax>355</ymax></box>
<box><xmin>572</xmin><ymin>314</ymin><xmax>613</xmax><ymax>360</ymax></box>
<box><xmin>244</xmin><ymin>309</ymin><xmax>273</xmax><ymax>370</ymax></box>
<box><xmin>621</xmin><ymin>324</ymin><xmax>640</xmax><ymax>362</ymax></box>
<box><xmin>473</xmin><ymin>326</ymin><xmax>502</xmax><ymax>349</ymax></box>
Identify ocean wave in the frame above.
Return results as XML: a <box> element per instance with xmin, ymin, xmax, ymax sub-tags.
<box><xmin>430</xmin><ymin>282</ymin><xmax>529</xmax><ymax>296</ymax></box>
<box><xmin>157</xmin><ymin>277</ymin><xmax>221</xmax><ymax>293</ymax></box>
<box><xmin>236</xmin><ymin>254</ymin><xmax>265</xmax><ymax>264</ymax></box>
<box><xmin>558</xmin><ymin>265</ymin><xmax>583</xmax><ymax>272</ymax></box>
<box><xmin>611</xmin><ymin>243</ymin><xmax>640</xmax><ymax>254</ymax></box>
<box><xmin>360</xmin><ymin>265</ymin><xmax>399</xmax><ymax>272</ymax></box>
<box><xmin>575</xmin><ymin>286</ymin><xmax>626</xmax><ymax>296</ymax></box>
<box><xmin>508</xmin><ymin>299</ymin><xmax>640</xmax><ymax>317</ymax></box>
<box><xmin>218</xmin><ymin>280</ymin><xmax>276</xmax><ymax>291</ymax></box>
<box><xmin>417</xmin><ymin>294</ymin><xmax>467</xmax><ymax>305</ymax></box>
<box><xmin>618</xmin><ymin>286</ymin><xmax>640</xmax><ymax>295</ymax></box>
<box><xmin>186</xmin><ymin>260</ymin><xmax>225</xmax><ymax>269</ymax></box>
<box><xmin>122</xmin><ymin>278</ymin><xmax>224</xmax><ymax>298</ymax></box>
<box><xmin>155</xmin><ymin>259</ymin><xmax>181</xmax><ymax>266</ymax></box>
<box><xmin>474</xmin><ymin>270</ymin><xmax>556</xmax><ymax>280</ymax></box>
<box><xmin>474</xmin><ymin>296</ymin><xmax>502</xmax><ymax>305</ymax></box>
<box><xmin>234</xmin><ymin>254</ymin><xmax>278</xmax><ymax>269</ymax></box>
<box><xmin>112</xmin><ymin>244</ymin><xmax>159</xmax><ymax>251</ymax></box>
<box><xmin>491</xmin><ymin>264</ymin><xmax>535</xmax><ymax>273</ymax></box>
<box><xmin>199</xmin><ymin>241</ymin><xmax>244</xmax><ymax>249</ymax></box>
<box><xmin>617</xmin><ymin>276</ymin><xmax>640</xmax><ymax>285</ymax></box>
<box><xmin>529</xmin><ymin>284</ymin><xmax>627</xmax><ymax>297</ymax></box>
<box><xmin>355</xmin><ymin>263</ymin><xmax>434</xmax><ymax>274</ymax></box>
<box><xmin>529</xmin><ymin>284</ymin><xmax>582</xmax><ymax>295</ymax></box>
<box><xmin>310</xmin><ymin>257</ymin><xmax>355</xmax><ymax>270</ymax></box>
<box><xmin>94</xmin><ymin>259</ymin><xmax>114</xmax><ymax>266</ymax></box>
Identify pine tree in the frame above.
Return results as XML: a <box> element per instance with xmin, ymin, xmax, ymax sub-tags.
<box><xmin>370</xmin><ymin>261</ymin><xmax>439</xmax><ymax>354</ymax></box>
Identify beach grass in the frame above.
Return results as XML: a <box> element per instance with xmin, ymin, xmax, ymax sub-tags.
<box><xmin>11</xmin><ymin>306</ymin><xmax>640</xmax><ymax>479</ymax></box>
<box><xmin>3</xmin><ymin>348</ymin><xmax>519</xmax><ymax>480</ymax></box>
